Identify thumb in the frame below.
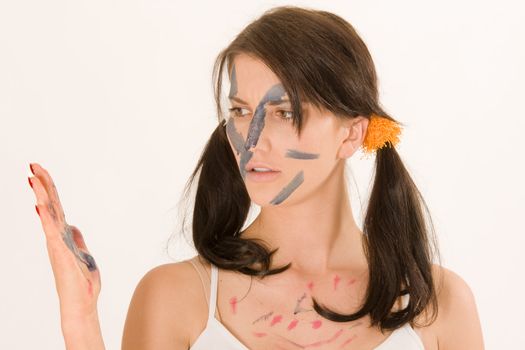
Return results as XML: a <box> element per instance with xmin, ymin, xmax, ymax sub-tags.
<box><xmin>68</xmin><ymin>225</ymin><xmax>98</xmax><ymax>272</ymax></box>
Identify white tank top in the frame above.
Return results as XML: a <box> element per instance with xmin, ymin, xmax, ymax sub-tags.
<box><xmin>188</xmin><ymin>262</ymin><xmax>425</xmax><ymax>350</ymax></box>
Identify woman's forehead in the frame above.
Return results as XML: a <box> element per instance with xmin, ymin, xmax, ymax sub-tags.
<box><xmin>229</xmin><ymin>55</ymin><xmax>286</xmax><ymax>102</ymax></box>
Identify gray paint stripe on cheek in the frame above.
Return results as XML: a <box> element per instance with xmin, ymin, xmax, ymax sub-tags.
<box><xmin>269</xmin><ymin>170</ymin><xmax>304</xmax><ymax>205</ymax></box>
<box><xmin>239</xmin><ymin>150</ymin><xmax>253</xmax><ymax>180</ymax></box>
<box><xmin>285</xmin><ymin>149</ymin><xmax>320</xmax><ymax>160</ymax></box>
<box><xmin>226</xmin><ymin>118</ymin><xmax>244</xmax><ymax>155</ymax></box>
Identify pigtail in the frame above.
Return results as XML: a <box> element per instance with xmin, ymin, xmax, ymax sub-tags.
<box><xmin>363</xmin><ymin>143</ymin><xmax>439</xmax><ymax>329</ymax></box>
<box><xmin>313</xmin><ymin>141</ymin><xmax>439</xmax><ymax>331</ymax></box>
<box><xmin>187</xmin><ymin>121</ymin><xmax>290</xmax><ymax>276</ymax></box>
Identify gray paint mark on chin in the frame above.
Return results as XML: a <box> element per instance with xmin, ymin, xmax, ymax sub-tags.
<box><xmin>269</xmin><ymin>171</ymin><xmax>304</xmax><ymax>205</ymax></box>
<box><xmin>285</xmin><ymin>149</ymin><xmax>320</xmax><ymax>160</ymax></box>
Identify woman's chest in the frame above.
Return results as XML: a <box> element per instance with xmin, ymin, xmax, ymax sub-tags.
<box><xmin>212</xmin><ymin>270</ymin><xmax>406</xmax><ymax>349</ymax></box>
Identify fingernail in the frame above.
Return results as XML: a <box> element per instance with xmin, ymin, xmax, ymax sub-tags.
<box><xmin>35</xmin><ymin>205</ymin><xmax>40</xmax><ymax>216</ymax></box>
<box><xmin>28</xmin><ymin>177</ymin><xmax>33</xmax><ymax>189</ymax></box>
<box><xmin>30</xmin><ymin>163</ymin><xmax>35</xmax><ymax>175</ymax></box>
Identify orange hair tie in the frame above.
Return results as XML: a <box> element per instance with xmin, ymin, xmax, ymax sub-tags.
<box><xmin>361</xmin><ymin>114</ymin><xmax>402</xmax><ymax>156</ymax></box>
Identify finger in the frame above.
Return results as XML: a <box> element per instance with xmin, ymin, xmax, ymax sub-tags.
<box><xmin>31</xmin><ymin>175</ymin><xmax>64</xmax><ymax>240</ymax></box>
<box><xmin>30</xmin><ymin>163</ymin><xmax>66</xmax><ymax>223</ymax></box>
<box><xmin>31</xmin><ymin>176</ymin><xmax>89</xmax><ymax>270</ymax></box>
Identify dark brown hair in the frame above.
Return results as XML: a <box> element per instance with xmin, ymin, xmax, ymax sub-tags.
<box><xmin>175</xmin><ymin>5</ymin><xmax>440</xmax><ymax>332</ymax></box>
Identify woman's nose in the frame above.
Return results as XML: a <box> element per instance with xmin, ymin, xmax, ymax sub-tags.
<box><xmin>247</xmin><ymin>122</ymin><xmax>272</xmax><ymax>153</ymax></box>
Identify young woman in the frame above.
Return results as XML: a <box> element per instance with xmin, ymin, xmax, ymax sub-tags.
<box><xmin>28</xmin><ymin>6</ymin><xmax>484</xmax><ymax>350</ymax></box>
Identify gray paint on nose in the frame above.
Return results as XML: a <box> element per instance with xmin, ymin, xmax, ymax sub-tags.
<box><xmin>269</xmin><ymin>170</ymin><xmax>304</xmax><ymax>205</ymax></box>
<box><xmin>237</xmin><ymin>84</ymin><xmax>287</xmax><ymax>179</ymax></box>
<box><xmin>244</xmin><ymin>84</ymin><xmax>287</xmax><ymax>151</ymax></box>
<box><xmin>285</xmin><ymin>149</ymin><xmax>320</xmax><ymax>160</ymax></box>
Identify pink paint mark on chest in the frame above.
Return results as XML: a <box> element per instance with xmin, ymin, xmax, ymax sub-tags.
<box><xmin>308</xmin><ymin>328</ymin><xmax>344</xmax><ymax>347</ymax></box>
<box><xmin>347</xmin><ymin>278</ymin><xmax>356</xmax><ymax>286</ymax></box>
<box><xmin>287</xmin><ymin>319</ymin><xmax>299</xmax><ymax>330</ymax></box>
<box><xmin>311</xmin><ymin>319</ymin><xmax>322</xmax><ymax>329</ymax></box>
<box><xmin>270</xmin><ymin>314</ymin><xmax>283</xmax><ymax>326</ymax></box>
<box><xmin>333</xmin><ymin>274</ymin><xmax>341</xmax><ymax>290</ymax></box>
<box><xmin>339</xmin><ymin>334</ymin><xmax>358</xmax><ymax>348</ymax></box>
<box><xmin>229</xmin><ymin>296</ymin><xmax>238</xmax><ymax>314</ymax></box>
<box><xmin>307</xmin><ymin>281</ymin><xmax>314</xmax><ymax>291</ymax></box>
<box><xmin>253</xmin><ymin>331</ymin><xmax>267</xmax><ymax>337</ymax></box>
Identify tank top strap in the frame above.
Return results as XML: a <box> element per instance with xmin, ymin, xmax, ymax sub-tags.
<box><xmin>208</xmin><ymin>263</ymin><xmax>219</xmax><ymax>319</ymax></box>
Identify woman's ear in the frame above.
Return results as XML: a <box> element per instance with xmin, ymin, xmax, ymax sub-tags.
<box><xmin>337</xmin><ymin>116</ymin><xmax>369</xmax><ymax>159</ymax></box>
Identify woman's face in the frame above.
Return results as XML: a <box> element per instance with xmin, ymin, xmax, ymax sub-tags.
<box><xmin>224</xmin><ymin>53</ymin><xmax>354</xmax><ymax>207</ymax></box>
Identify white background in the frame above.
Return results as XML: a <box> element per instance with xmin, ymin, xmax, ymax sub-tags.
<box><xmin>1</xmin><ymin>0</ymin><xmax>524</xmax><ymax>348</ymax></box>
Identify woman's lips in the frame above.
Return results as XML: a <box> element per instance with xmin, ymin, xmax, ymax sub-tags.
<box><xmin>246</xmin><ymin>170</ymin><xmax>281</xmax><ymax>182</ymax></box>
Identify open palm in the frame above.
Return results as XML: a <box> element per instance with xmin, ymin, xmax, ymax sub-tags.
<box><xmin>28</xmin><ymin>163</ymin><xmax>101</xmax><ymax>323</ymax></box>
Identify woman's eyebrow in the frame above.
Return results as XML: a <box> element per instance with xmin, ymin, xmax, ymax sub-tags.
<box><xmin>228</xmin><ymin>96</ymin><xmax>290</xmax><ymax>105</ymax></box>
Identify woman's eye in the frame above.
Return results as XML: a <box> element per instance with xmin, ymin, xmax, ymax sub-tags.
<box><xmin>275</xmin><ymin>110</ymin><xmax>294</xmax><ymax>121</ymax></box>
<box><xmin>228</xmin><ymin>107</ymin><xmax>251</xmax><ymax>118</ymax></box>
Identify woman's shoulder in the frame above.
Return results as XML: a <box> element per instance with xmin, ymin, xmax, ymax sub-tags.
<box><xmin>122</xmin><ymin>255</ymin><xmax>209</xmax><ymax>349</ymax></box>
<box><xmin>416</xmin><ymin>263</ymin><xmax>483</xmax><ymax>348</ymax></box>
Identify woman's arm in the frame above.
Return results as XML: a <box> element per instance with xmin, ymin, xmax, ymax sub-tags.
<box><xmin>436</xmin><ymin>266</ymin><xmax>485</xmax><ymax>349</ymax></box>
<box><xmin>122</xmin><ymin>263</ymin><xmax>195</xmax><ymax>350</ymax></box>
<box><xmin>61</xmin><ymin>311</ymin><xmax>105</xmax><ymax>350</ymax></box>
<box><xmin>29</xmin><ymin>163</ymin><xmax>105</xmax><ymax>350</ymax></box>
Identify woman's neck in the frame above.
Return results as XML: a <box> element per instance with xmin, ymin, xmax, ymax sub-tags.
<box><xmin>240</xmin><ymin>171</ymin><xmax>367</xmax><ymax>277</ymax></box>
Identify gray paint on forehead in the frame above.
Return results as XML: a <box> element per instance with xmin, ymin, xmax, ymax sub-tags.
<box><xmin>244</xmin><ymin>84</ymin><xmax>287</xmax><ymax>151</ymax></box>
<box><xmin>285</xmin><ymin>149</ymin><xmax>320</xmax><ymax>160</ymax></box>
<box><xmin>269</xmin><ymin>170</ymin><xmax>304</xmax><ymax>205</ymax></box>
<box><xmin>228</xmin><ymin>64</ymin><xmax>238</xmax><ymax>98</ymax></box>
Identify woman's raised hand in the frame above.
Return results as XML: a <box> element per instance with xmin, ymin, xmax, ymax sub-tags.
<box><xmin>28</xmin><ymin>163</ymin><xmax>105</xmax><ymax>349</ymax></box>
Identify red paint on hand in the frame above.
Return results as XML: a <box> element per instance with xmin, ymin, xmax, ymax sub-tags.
<box><xmin>229</xmin><ymin>296</ymin><xmax>238</xmax><ymax>314</ymax></box>
<box><xmin>270</xmin><ymin>314</ymin><xmax>283</xmax><ymax>326</ymax></box>
<box><xmin>287</xmin><ymin>319</ymin><xmax>299</xmax><ymax>330</ymax></box>
<box><xmin>87</xmin><ymin>279</ymin><xmax>93</xmax><ymax>297</ymax></box>
<box><xmin>311</xmin><ymin>319</ymin><xmax>322</xmax><ymax>329</ymax></box>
